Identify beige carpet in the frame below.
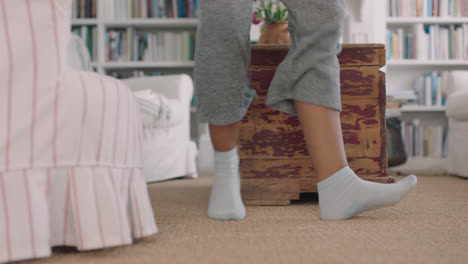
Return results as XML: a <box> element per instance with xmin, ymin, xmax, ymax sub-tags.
<box><xmin>26</xmin><ymin>175</ymin><xmax>468</xmax><ymax>264</ymax></box>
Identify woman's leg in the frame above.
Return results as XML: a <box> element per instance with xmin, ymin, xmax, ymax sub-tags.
<box><xmin>268</xmin><ymin>0</ymin><xmax>417</xmax><ymax>220</ymax></box>
<box><xmin>266</xmin><ymin>0</ymin><xmax>350</xmax><ymax>179</ymax></box>
<box><xmin>194</xmin><ymin>0</ymin><xmax>255</xmax><ymax>220</ymax></box>
<box><xmin>296</xmin><ymin>103</ymin><xmax>417</xmax><ymax>221</ymax></box>
<box><xmin>294</xmin><ymin>103</ymin><xmax>347</xmax><ymax>181</ymax></box>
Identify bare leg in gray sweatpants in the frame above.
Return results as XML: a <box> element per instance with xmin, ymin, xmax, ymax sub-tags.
<box><xmin>195</xmin><ymin>0</ymin><xmax>417</xmax><ymax>221</ymax></box>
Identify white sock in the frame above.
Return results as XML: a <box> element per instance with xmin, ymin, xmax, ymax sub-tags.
<box><xmin>318</xmin><ymin>166</ymin><xmax>417</xmax><ymax>221</ymax></box>
<box><xmin>208</xmin><ymin>146</ymin><xmax>246</xmax><ymax>221</ymax></box>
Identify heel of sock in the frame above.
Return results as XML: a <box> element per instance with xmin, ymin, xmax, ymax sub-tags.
<box><xmin>318</xmin><ymin>166</ymin><xmax>355</xmax><ymax>192</ymax></box>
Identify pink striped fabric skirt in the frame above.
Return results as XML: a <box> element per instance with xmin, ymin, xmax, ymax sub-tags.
<box><xmin>1</xmin><ymin>167</ymin><xmax>157</xmax><ymax>262</ymax></box>
<box><xmin>0</xmin><ymin>0</ymin><xmax>158</xmax><ymax>259</ymax></box>
<box><xmin>0</xmin><ymin>71</ymin><xmax>158</xmax><ymax>263</ymax></box>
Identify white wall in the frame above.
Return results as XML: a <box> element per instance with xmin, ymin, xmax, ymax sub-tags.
<box><xmin>251</xmin><ymin>24</ymin><xmax>261</xmax><ymax>42</ymax></box>
<box><xmin>343</xmin><ymin>0</ymin><xmax>387</xmax><ymax>44</ymax></box>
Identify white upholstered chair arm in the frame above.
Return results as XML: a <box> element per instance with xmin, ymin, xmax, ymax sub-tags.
<box><xmin>122</xmin><ymin>74</ymin><xmax>194</xmax><ymax>105</ymax></box>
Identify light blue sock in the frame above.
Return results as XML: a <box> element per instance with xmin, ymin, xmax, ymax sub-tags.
<box><xmin>318</xmin><ymin>166</ymin><xmax>417</xmax><ymax>221</ymax></box>
<box><xmin>208</xmin><ymin>146</ymin><xmax>246</xmax><ymax>221</ymax></box>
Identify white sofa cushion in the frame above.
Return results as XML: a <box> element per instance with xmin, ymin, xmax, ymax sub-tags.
<box><xmin>446</xmin><ymin>71</ymin><xmax>468</xmax><ymax>121</ymax></box>
<box><xmin>447</xmin><ymin>91</ymin><xmax>468</xmax><ymax>121</ymax></box>
<box><xmin>134</xmin><ymin>89</ymin><xmax>184</xmax><ymax>129</ymax></box>
<box><xmin>448</xmin><ymin>119</ymin><xmax>468</xmax><ymax>177</ymax></box>
<box><xmin>446</xmin><ymin>70</ymin><xmax>468</xmax><ymax>96</ymax></box>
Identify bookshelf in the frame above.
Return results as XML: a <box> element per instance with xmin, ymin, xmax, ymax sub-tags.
<box><xmin>103</xmin><ymin>18</ymin><xmax>198</xmax><ymax>27</ymax></box>
<box><xmin>71</xmin><ymin>0</ymin><xmax>200</xmax><ymax>141</ymax></box>
<box><xmin>388</xmin><ymin>59</ymin><xmax>468</xmax><ymax>68</ymax></box>
<box><xmin>72</xmin><ymin>19</ymin><xmax>99</xmax><ymax>25</ymax></box>
<box><xmin>401</xmin><ymin>105</ymin><xmax>447</xmax><ymax>112</ymax></box>
<box><xmin>70</xmin><ymin>0</ymin><xmax>198</xmax><ymax>77</ymax></box>
<box><xmin>387</xmin><ymin>17</ymin><xmax>468</xmax><ymax>24</ymax></box>
<box><xmin>102</xmin><ymin>61</ymin><xmax>195</xmax><ymax>69</ymax></box>
<box><xmin>383</xmin><ymin>0</ymin><xmax>468</xmax><ymax>175</ymax></box>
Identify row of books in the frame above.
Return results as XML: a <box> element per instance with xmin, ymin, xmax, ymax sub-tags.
<box><xmin>387</xmin><ymin>28</ymin><xmax>417</xmax><ymax>59</ymax></box>
<box><xmin>412</xmin><ymin>71</ymin><xmax>449</xmax><ymax>106</ymax></box>
<box><xmin>102</xmin><ymin>0</ymin><xmax>199</xmax><ymax>19</ymax></box>
<box><xmin>72</xmin><ymin>0</ymin><xmax>97</xmax><ymax>19</ymax></box>
<box><xmin>387</xmin><ymin>24</ymin><xmax>468</xmax><ymax>60</ymax></box>
<box><xmin>389</xmin><ymin>0</ymin><xmax>468</xmax><ymax>17</ymax></box>
<box><xmin>401</xmin><ymin>121</ymin><xmax>448</xmax><ymax>158</ymax></box>
<box><xmin>106</xmin><ymin>28</ymin><xmax>196</xmax><ymax>62</ymax></box>
<box><xmin>108</xmin><ymin>70</ymin><xmax>162</xmax><ymax>79</ymax></box>
<box><xmin>72</xmin><ymin>26</ymin><xmax>97</xmax><ymax>60</ymax></box>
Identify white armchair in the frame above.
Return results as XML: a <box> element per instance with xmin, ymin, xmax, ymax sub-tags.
<box><xmin>123</xmin><ymin>75</ymin><xmax>199</xmax><ymax>182</ymax></box>
<box><xmin>67</xmin><ymin>33</ymin><xmax>198</xmax><ymax>182</ymax></box>
<box><xmin>446</xmin><ymin>71</ymin><xmax>468</xmax><ymax>178</ymax></box>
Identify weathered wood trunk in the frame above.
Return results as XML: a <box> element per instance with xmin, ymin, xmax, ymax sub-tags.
<box><xmin>240</xmin><ymin>44</ymin><xmax>392</xmax><ymax>206</ymax></box>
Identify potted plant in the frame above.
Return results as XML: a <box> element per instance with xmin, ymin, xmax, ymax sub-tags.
<box><xmin>253</xmin><ymin>0</ymin><xmax>290</xmax><ymax>45</ymax></box>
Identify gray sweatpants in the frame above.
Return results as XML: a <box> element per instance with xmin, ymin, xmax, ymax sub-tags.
<box><xmin>194</xmin><ymin>0</ymin><xmax>345</xmax><ymax>126</ymax></box>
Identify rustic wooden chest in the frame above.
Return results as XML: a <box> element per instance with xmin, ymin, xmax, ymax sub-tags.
<box><xmin>240</xmin><ymin>44</ymin><xmax>393</xmax><ymax>206</ymax></box>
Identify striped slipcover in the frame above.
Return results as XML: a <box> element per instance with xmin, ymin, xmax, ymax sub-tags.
<box><xmin>0</xmin><ymin>0</ymin><xmax>157</xmax><ymax>262</ymax></box>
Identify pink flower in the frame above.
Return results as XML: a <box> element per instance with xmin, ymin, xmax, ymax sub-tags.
<box><xmin>252</xmin><ymin>12</ymin><xmax>263</xmax><ymax>25</ymax></box>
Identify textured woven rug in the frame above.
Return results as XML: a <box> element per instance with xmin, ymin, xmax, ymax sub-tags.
<box><xmin>26</xmin><ymin>175</ymin><xmax>468</xmax><ymax>264</ymax></box>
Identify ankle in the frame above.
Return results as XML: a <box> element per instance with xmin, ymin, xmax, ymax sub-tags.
<box><xmin>318</xmin><ymin>166</ymin><xmax>355</xmax><ymax>188</ymax></box>
<box><xmin>316</xmin><ymin>164</ymin><xmax>349</xmax><ymax>182</ymax></box>
<box><xmin>214</xmin><ymin>146</ymin><xmax>239</xmax><ymax>161</ymax></box>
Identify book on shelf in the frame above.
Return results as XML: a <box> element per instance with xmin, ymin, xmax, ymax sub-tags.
<box><xmin>103</xmin><ymin>0</ymin><xmax>199</xmax><ymax>19</ymax></box>
<box><xmin>401</xmin><ymin>120</ymin><xmax>448</xmax><ymax>158</ymax></box>
<box><xmin>412</xmin><ymin>71</ymin><xmax>449</xmax><ymax>106</ymax></box>
<box><xmin>72</xmin><ymin>0</ymin><xmax>97</xmax><ymax>19</ymax></box>
<box><xmin>387</xmin><ymin>24</ymin><xmax>468</xmax><ymax>60</ymax></box>
<box><xmin>108</xmin><ymin>70</ymin><xmax>162</xmax><ymax>79</ymax></box>
<box><xmin>190</xmin><ymin>94</ymin><xmax>196</xmax><ymax>108</ymax></box>
<box><xmin>71</xmin><ymin>25</ymin><xmax>97</xmax><ymax>60</ymax></box>
<box><xmin>106</xmin><ymin>28</ymin><xmax>196</xmax><ymax>62</ymax></box>
<box><xmin>389</xmin><ymin>0</ymin><xmax>468</xmax><ymax>17</ymax></box>
<box><xmin>387</xmin><ymin>89</ymin><xmax>418</xmax><ymax>103</ymax></box>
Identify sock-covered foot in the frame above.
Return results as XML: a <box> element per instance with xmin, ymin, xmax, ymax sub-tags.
<box><xmin>318</xmin><ymin>166</ymin><xmax>417</xmax><ymax>221</ymax></box>
<box><xmin>208</xmin><ymin>146</ymin><xmax>246</xmax><ymax>221</ymax></box>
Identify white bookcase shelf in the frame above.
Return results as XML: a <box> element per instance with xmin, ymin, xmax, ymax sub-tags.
<box><xmin>380</xmin><ymin>1</ymin><xmax>468</xmax><ymax>174</ymax></box>
<box><xmin>387</xmin><ymin>17</ymin><xmax>468</xmax><ymax>25</ymax></box>
<box><xmin>102</xmin><ymin>61</ymin><xmax>195</xmax><ymax>69</ymax></box>
<box><xmin>390</xmin><ymin>157</ymin><xmax>448</xmax><ymax>175</ymax></box>
<box><xmin>344</xmin><ymin>0</ymin><xmax>467</xmax><ymax>173</ymax></box>
<box><xmin>102</xmin><ymin>19</ymin><xmax>199</xmax><ymax>28</ymax></box>
<box><xmin>401</xmin><ymin>105</ymin><xmax>446</xmax><ymax>112</ymax></box>
<box><xmin>388</xmin><ymin>60</ymin><xmax>468</xmax><ymax>68</ymax></box>
<box><xmin>71</xmin><ymin>1</ymin><xmax>198</xmax><ymax>75</ymax></box>
<box><xmin>387</xmin><ymin>59</ymin><xmax>468</xmax><ymax>67</ymax></box>
<box><xmin>71</xmin><ymin>19</ymin><xmax>98</xmax><ymax>25</ymax></box>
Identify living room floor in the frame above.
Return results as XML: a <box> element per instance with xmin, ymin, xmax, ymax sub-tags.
<box><xmin>26</xmin><ymin>174</ymin><xmax>468</xmax><ymax>264</ymax></box>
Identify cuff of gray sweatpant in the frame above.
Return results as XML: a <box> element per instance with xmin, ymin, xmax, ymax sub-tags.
<box><xmin>197</xmin><ymin>87</ymin><xmax>257</xmax><ymax>126</ymax></box>
<box><xmin>292</xmin><ymin>85</ymin><xmax>342</xmax><ymax>113</ymax></box>
<box><xmin>266</xmin><ymin>90</ymin><xmax>342</xmax><ymax>116</ymax></box>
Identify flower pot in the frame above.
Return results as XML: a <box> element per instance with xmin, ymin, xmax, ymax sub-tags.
<box><xmin>258</xmin><ymin>22</ymin><xmax>291</xmax><ymax>45</ymax></box>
